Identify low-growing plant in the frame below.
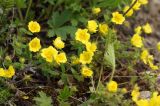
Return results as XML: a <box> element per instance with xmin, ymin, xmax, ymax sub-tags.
<box><xmin>0</xmin><ymin>0</ymin><xmax>160</xmax><ymax>106</ymax></box>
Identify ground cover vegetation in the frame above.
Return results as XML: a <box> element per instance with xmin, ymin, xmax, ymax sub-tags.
<box><xmin>0</xmin><ymin>0</ymin><xmax>160</xmax><ymax>106</ymax></box>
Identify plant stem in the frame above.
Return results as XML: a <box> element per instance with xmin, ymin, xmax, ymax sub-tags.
<box><xmin>25</xmin><ymin>0</ymin><xmax>32</xmax><ymax>21</ymax></box>
<box><xmin>91</xmin><ymin>77</ymin><xmax>96</xmax><ymax>92</ymax></box>
<box><xmin>96</xmin><ymin>65</ymin><xmax>103</xmax><ymax>90</ymax></box>
<box><xmin>123</xmin><ymin>0</ymin><xmax>138</xmax><ymax>16</ymax></box>
<box><xmin>109</xmin><ymin>67</ymin><xmax>115</xmax><ymax>81</ymax></box>
<box><xmin>18</xmin><ymin>8</ymin><xmax>23</xmax><ymax>21</ymax></box>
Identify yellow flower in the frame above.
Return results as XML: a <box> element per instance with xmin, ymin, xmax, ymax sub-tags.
<box><xmin>136</xmin><ymin>99</ymin><xmax>149</xmax><ymax>106</ymax></box>
<box><xmin>107</xmin><ymin>81</ymin><xmax>118</xmax><ymax>92</ymax></box>
<box><xmin>75</xmin><ymin>28</ymin><xmax>90</xmax><ymax>44</ymax></box>
<box><xmin>134</xmin><ymin>92</ymin><xmax>160</xmax><ymax>106</ymax></box>
<box><xmin>149</xmin><ymin>92</ymin><xmax>160</xmax><ymax>106</ymax></box>
<box><xmin>92</xmin><ymin>7</ymin><xmax>101</xmax><ymax>15</ymax></box>
<box><xmin>131</xmin><ymin>84</ymin><xmax>140</xmax><ymax>102</ymax></box>
<box><xmin>0</xmin><ymin>68</ymin><xmax>5</xmax><ymax>77</ymax></box>
<box><xmin>81</xmin><ymin>66</ymin><xmax>93</xmax><ymax>77</ymax></box>
<box><xmin>142</xmin><ymin>23</ymin><xmax>152</xmax><ymax>34</ymax></box>
<box><xmin>79</xmin><ymin>51</ymin><xmax>93</xmax><ymax>64</ymax></box>
<box><xmin>132</xmin><ymin>0</ymin><xmax>141</xmax><ymax>10</ymax></box>
<box><xmin>157</xmin><ymin>42</ymin><xmax>160</xmax><ymax>51</ymax></box>
<box><xmin>22</xmin><ymin>96</ymin><xmax>29</xmax><ymax>100</ymax></box>
<box><xmin>141</xmin><ymin>49</ymin><xmax>149</xmax><ymax>64</ymax></box>
<box><xmin>53</xmin><ymin>37</ymin><xmax>65</xmax><ymax>49</ymax></box>
<box><xmin>138</xmin><ymin>0</ymin><xmax>148</xmax><ymax>5</ymax></box>
<box><xmin>149</xmin><ymin>63</ymin><xmax>158</xmax><ymax>70</ymax></box>
<box><xmin>141</xmin><ymin>50</ymin><xmax>158</xmax><ymax>70</ymax></box>
<box><xmin>134</xmin><ymin>26</ymin><xmax>142</xmax><ymax>35</ymax></box>
<box><xmin>28</xmin><ymin>21</ymin><xmax>41</xmax><ymax>33</ymax></box>
<box><xmin>4</xmin><ymin>65</ymin><xmax>15</xmax><ymax>78</ymax></box>
<box><xmin>29</xmin><ymin>37</ymin><xmax>41</xmax><ymax>52</ymax></box>
<box><xmin>131</xmin><ymin>34</ymin><xmax>143</xmax><ymax>48</ymax></box>
<box><xmin>55</xmin><ymin>52</ymin><xmax>67</xmax><ymax>64</ymax></box>
<box><xmin>99</xmin><ymin>23</ymin><xmax>109</xmax><ymax>35</ymax></box>
<box><xmin>85</xmin><ymin>42</ymin><xmax>97</xmax><ymax>53</ymax></box>
<box><xmin>123</xmin><ymin>6</ymin><xmax>134</xmax><ymax>17</ymax></box>
<box><xmin>148</xmin><ymin>55</ymin><xmax>159</xmax><ymax>70</ymax></box>
<box><xmin>131</xmin><ymin>90</ymin><xmax>140</xmax><ymax>101</ymax></box>
<box><xmin>111</xmin><ymin>12</ymin><xmax>125</xmax><ymax>25</ymax></box>
<box><xmin>41</xmin><ymin>46</ymin><xmax>58</xmax><ymax>63</ymax></box>
<box><xmin>87</xmin><ymin>20</ymin><xmax>98</xmax><ymax>33</ymax></box>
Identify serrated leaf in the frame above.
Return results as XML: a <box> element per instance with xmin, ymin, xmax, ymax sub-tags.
<box><xmin>71</xmin><ymin>68</ymin><xmax>83</xmax><ymax>82</ymax></box>
<box><xmin>47</xmin><ymin>29</ymin><xmax>55</xmax><ymax>38</ymax></box>
<box><xmin>48</xmin><ymin>10</ymin><xmax>72</xmax><ymax>28</ymax></box>
<box><xmin>34</xmin><ymin>91</ymin><xmax>52</xmax><ymax>106</ymax></box>
<box><xmin>58</xmin><ymin>86</ymin><xmax>73</xmax><ymax>102</ymax></box>
<box><xmin>19</xmin><ymin>28</ymin><xmax>33</xmax><ymax>35</ymax></box>
<box><xmin>54</xmin><ymin>26</ymin><xmax>76</xmax><ymax>40</ymax></box>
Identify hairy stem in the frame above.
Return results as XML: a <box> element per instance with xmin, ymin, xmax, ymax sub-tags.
<box><xmin>110</xmin><ymin>67</ymin><xmax>115</xmax><ymax>81</ymax></box>
<box><xmin>91</xmin><ymin>77</ymin><xmax>96</xmax><ymax>92</ymax></box>
<box><xmin>96</xmin><ymin>65</ymin><xmax>103</xmax><ymax>90</ymax></box>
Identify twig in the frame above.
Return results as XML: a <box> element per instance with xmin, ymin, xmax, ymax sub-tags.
<box><xmin>70</xmin><ymin>96</ymin><xmax>84</xmax><ymax>103</ymax></box>
<box><xmin>123</xmin><ymin>0</ymin><xmax>138</xmax><ymax>16</ymax></box>
<box><xmin>113</xmin><ymin>76</ymin><xmax>139</xmax><ymax>78</ymax></box>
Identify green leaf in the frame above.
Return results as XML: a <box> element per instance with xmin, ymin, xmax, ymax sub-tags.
<box><xmin>55</xmin><ymin>26</ymin><xmax>76</xmax><ymax>40</ymax></box>
<box><xmin>97</xmin><ymin>0</ymin><xmax>121</xmax><ymax>8</ymax></box>
<box><xmin>58</xmin><ymin>86</ymin><xmax>73</xmax><ymax>102</ymax></box>
<box><xmin>55</xmin><ymin>27</ymin><xmax>67</xmax><ymax>40</ymax></box>
<box><xmin>48</xmin><ymin>10</ymin><xmax>72</xmax><ymax>28</ymax></box>
<box><xmin>47</xmin><ymin>29</ymin><xmax>55</xmax><ymax>38</ymax></box>
<box><xmin>34</xmin><ymin>91</ymin><xmax>52</xmax><ymax>106</ymax></box>
<box><xmin>15</xmin><ymin>0</ymin><xmax>26</xmax><ymax>8</ymax></box>
<box><xmin>0</xmin><ymin>0</ymin><xmax>15</xmax><ymax>10</ymax></box>
<box><xmin>71</xmin><ymin>68</ymin><xmax>83</xmax><ymax>82</ymax></box>
<box><xmin>104</xmin><ymin>43</ymin><xmax>116</xmax><ymax>69</ymax></box>
<box><xmin>59</xmin><ymin>101</ymin><xmax>70</xmax><ymax>106</ymax></box>
<box><xmin>41</xmin><ymin>63</ymin><xmax>59</xmax><ymax>77</ymax></box>
<box><xmin>0</xmin><ymin>88</ymin><xmax>12</xmax><ymax>104</ymax></box>
<box><xmin>19</xmin><ymin>28</ymin><xmax>33</xmax><ymax>35</ymax></box>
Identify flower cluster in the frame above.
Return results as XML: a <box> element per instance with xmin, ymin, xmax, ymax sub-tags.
<box><xmin>131</xmin><ymin>84</ymin><xmax>160</xmax><ymax>106</ymax></box>
<box><xmin>129</xmin><ymin>22</ymin><xmax>159</xmax><ymax>70</ymax></box>
<box><xmin>111</xmin><ymin>0</ymin><xmax>148</xmax><ymax>25</ymax></box>
<box><xmin>126</xmin><ymin>14</ymin><xmax>159</xmax><ymax>70</ymax></box>
<box><xmin>75</xmin><ymin>19</ymin><xmax>109</xmax><ymax>77</ymax></box>
<box><xmin>124</xmin><ymin>0</ymin><xmax>148</xmax><ymax>17</ymax></box>
<box><xmin>0</xmin><ymin>65</ymin><xmax>15</xmax><ymax>78</ymax></box>
<box><xmin>131</xmin><ymin>23</ymin><xmax>152</xmax><ymax>48</ymax></box>
<box><xmin>28</xmin><ymin>22</ymin><xmax>67</xmax><ymax>65</ymax></box>
<box><xmin>141</xmin><ymin>49</ymin><xmax>158</xmax><ymax>70</ymax></box>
